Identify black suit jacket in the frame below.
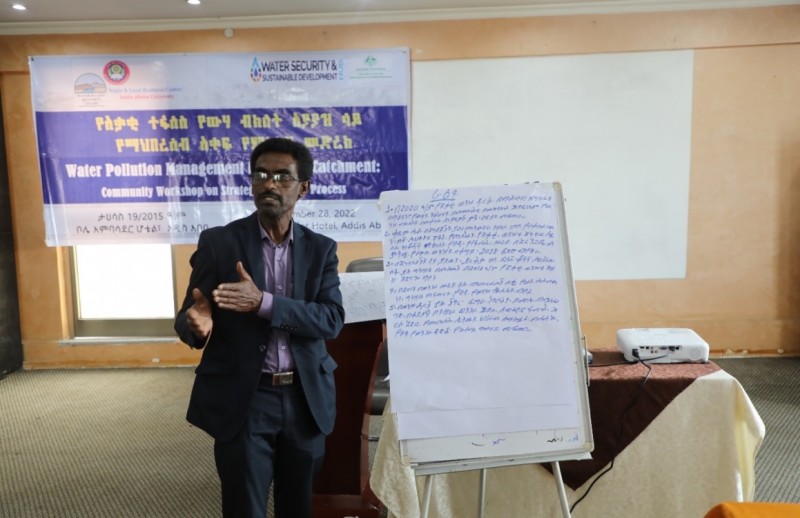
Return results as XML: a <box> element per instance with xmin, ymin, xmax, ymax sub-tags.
<box><xmin>174</xmin><ymin>213</ymin><xmax>345</xmax><ymax>442</ymax></box>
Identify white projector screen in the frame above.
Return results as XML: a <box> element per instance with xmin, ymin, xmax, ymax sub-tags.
<box><xmin>410</xmin><ymin>50</ymin><xmax>694</xmax><ymax>280</ymax></box>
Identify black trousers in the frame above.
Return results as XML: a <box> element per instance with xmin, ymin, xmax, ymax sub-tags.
<box><xmin>214</xmin><ymin>382</ymin><xmax>326</xmax><ymax>518</ymax></box>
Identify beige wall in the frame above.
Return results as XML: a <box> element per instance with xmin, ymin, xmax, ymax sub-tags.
<box><xmin>1</xmin><ymin>6</ymin><xmax>799</xmax><ymax>368</ymax></box>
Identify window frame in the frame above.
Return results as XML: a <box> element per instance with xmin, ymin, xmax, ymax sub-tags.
<box><xmin>69</xmin><ymin>245</ymin><xmax>178</xmax><ymax>338</ymax></box>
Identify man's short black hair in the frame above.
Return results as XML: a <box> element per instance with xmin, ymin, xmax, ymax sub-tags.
<box><xmin>249</xmin><ymin>138</ymin><xmax>314</xmax><ymax>181</ymax></box>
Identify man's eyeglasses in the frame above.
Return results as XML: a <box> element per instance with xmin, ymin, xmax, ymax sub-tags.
<box><xmin>250</xmin><ymin>170</ymin><xmax>301</xmax><ymax>186</ymax></box>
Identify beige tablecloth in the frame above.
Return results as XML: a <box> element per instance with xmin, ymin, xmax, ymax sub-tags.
<box><xmin>370</xmin><ymin>369</ymin><xmax>765</xmax><ymax>518</ymax></box>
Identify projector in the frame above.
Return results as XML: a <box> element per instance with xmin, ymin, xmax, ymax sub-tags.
<box><xmin>616</xmin><ymin>328</ymin><xmax>709</xmax><ymax>363</ymax></box>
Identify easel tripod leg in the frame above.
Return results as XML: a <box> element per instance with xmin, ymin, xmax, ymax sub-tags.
<box><xmin>551</xmin><ymin>461</ymin><xmax>572</xmax><ymax>518</ymax></box>
<box><xmin>421</xmin><ymin>475</ymin><xmax>433</xmax><ymax>518</ymax></box>
<box><xmin>478</xmin><ymin>468</ymin><xmax>487</xmax><ymax>518</ymax></box>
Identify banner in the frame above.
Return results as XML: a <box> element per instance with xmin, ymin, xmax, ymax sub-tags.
<box><xmin>29</xmin><ymin>49</ymin><xmax>410</xmax><ymax>245</ymax></box>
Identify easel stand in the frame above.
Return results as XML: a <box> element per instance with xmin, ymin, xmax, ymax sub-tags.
<box><xmin>551</xmin><ymin>462</ymin><xmax>572</xmax><ymax>518</ymax></box>
<box><xmin>419</xmin><ymin>462</ymin><xmax>572</xmax><ymax>518</ymax></box>
<box><xmin>384</xmin><ymin>183</ymin><xmax>593</xmax><ymax>518</ymax></box>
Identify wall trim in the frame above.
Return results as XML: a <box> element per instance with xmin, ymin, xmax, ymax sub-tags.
<box><xmin>0</xmin><ymin>0</ymin><xmax>798</xmax><ymax>35</ymax></box>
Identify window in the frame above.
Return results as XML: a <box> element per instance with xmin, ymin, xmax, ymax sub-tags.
<box><xmin>72</xmin><ymin>244</ymin><xmax>176</xmax><ymax>337</ymax></box>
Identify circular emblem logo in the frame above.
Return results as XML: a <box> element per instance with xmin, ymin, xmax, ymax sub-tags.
<box><xmin>103</xmin><ymin>60</ymin><xmax>130</xmax><ymax>85</ymax></box>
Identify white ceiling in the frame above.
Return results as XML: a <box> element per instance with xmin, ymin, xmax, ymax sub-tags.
<box><xmin>1</xmin><ymin>0</ymin><xmax>797</xmax><ymax>34</ymax></box>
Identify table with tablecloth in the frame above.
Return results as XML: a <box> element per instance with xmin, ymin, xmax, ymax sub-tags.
<box><xmin>369</xmin><ymin>351</ymin><xmax>765</xmax><ymax>518</ymax></box>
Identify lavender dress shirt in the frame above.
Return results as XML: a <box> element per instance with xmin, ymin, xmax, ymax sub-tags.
<box><xmin>256</xmin><ymin>221</ymin><xmax>295</xmax><ymax>373</ymax></box>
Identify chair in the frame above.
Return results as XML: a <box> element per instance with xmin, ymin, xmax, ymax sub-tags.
<box><xmin>345</xmin><ymin>257</ymin><xmax>389</xmax><ymax>416</ymax></box>
<box><xmin>312</xmin><ymin>320</ymin><xmax>385</xmax><ymax>518</ymax></box>
<box><xmin>345</xmin><ymin>257</ymin><xmax>384</xmax><ymax>274</ymax></box>
<box><xmin>704</xmin><ymin>502</ymin><xmax>800</xmax><ymax>518</ymax></box>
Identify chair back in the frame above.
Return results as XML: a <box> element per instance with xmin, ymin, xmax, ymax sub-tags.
<box><xmin>346</xmin><ymin>257</ymin><xmax>384</xmax><ymax>273</ymax></box>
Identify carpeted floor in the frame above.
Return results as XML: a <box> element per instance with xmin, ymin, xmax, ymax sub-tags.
<box><xmin>0</xmin><ymin>358</ymin><xmax>798</xmax><ymax>517</ymax></box>
<box><xmin>0</xmin><ymin>368</ymin><xmax>218</xmax><ymax>517</ymax></box>
<box><xmin>713</xmin><ymin>357</ymin><xmax>800</xmax><ymax>503</ymax></box>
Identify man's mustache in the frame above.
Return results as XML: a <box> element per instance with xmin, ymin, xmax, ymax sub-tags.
<box><xmin>257</xmin><ymin>192</ymin><xmax>282</xmax><ymax>203</ymax></box>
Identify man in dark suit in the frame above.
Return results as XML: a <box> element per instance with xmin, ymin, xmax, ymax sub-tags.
<box><xmin>174</xmin><ymin>137</ymin><xmax>345</xmax><ymax>518</ymax></box>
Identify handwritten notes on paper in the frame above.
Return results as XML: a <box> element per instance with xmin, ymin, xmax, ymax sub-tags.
<box><xmin>383</xmin><ymin>187</ymin><xmax>561</xmax><ymax>337</ymax></box>
<box><xmin>380</xmin><ymin>184</ymin><xmax>581</xmax><ymax>441</ymax></box>
<box><xmin>339</xmin><ymin>271</ymin><xmax>385</xmax><ymax>324</ymax></box>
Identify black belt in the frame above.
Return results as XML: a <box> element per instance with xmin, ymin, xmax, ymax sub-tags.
<box><xmin>259</xmin><ymin>370</ymin><xmax>296</xmax><ymax>387</ymax></box>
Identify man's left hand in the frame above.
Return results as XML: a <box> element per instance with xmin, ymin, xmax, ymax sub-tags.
<box><xmin>212</xmin><ymin>261</ymin><xmax>264</xmax><ymax>313</ymax></box>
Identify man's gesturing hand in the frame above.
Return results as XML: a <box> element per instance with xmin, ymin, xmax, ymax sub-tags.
<box><xmin>187</xmin><ymin>288</ymin><xmax>213</xmax><ymax>339</ymax></box>
<box><xmin>213</xmin><ymin>261</ymin><xmax>264</xmax><ymax>313</ymax></box>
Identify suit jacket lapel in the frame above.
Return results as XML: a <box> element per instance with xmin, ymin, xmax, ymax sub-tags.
<box><xmin>243</xmin><ymin>213</ymin><xmax>267</xmax><ymax>291</ymax></box>
<box><xmin>292</xmin><ymin>223</ymin><xmax>308</xmax><ymax>299</ymax></box>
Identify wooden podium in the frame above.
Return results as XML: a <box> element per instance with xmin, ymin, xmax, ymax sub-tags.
<box><xmin>312</xmin><ymin>320</ymin><xmax>385</xmax><ymax>518</ymax></box>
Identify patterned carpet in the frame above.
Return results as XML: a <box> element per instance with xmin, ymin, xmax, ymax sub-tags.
<box><xmin>0</xmin><ymin>369</ymin><xmax>219</xmax><ymax>517</ymax></box>
<box><xmin>713</xmin><ymin>357</ymin><xmax>800</xmax><ymax>503</ymax></box>
<box><xmin>0</xmin><ymin>358</ymin><xmax>797</xmax><ymax>517</ymax></box>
